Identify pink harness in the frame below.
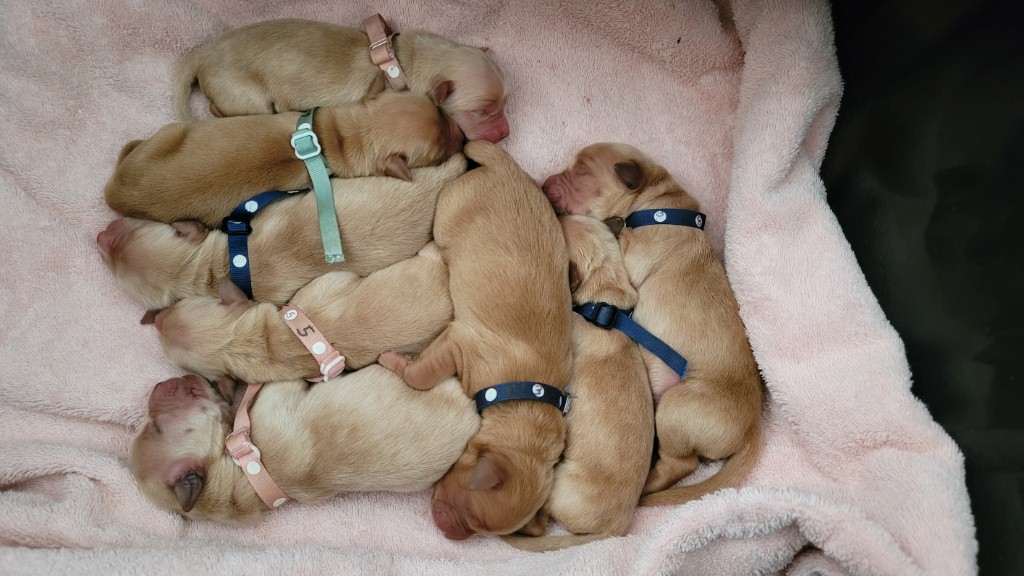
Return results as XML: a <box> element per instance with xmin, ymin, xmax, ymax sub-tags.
<box><xmin>224</xmin><ymin>304</ymin><xmax>346</xmax><ymax>509</ymax></box>
<box><xmin>363</xmin><ymin>13</ymin><xmax>408</xmax><ymax>91</ymax></box>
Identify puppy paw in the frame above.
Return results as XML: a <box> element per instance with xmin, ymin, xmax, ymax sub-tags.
<box><xmin>377</xmin><ymin>351</ymin><xmax>409</xmax><ymax>374</ymax></box>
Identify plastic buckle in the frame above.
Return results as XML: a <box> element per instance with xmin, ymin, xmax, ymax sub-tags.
<box><xmin>369</xmin><ymin>35</ymin><xmax>395</xmax><ymax>59</ymax></box>
<box><xmin>561</xmin><ymin>393</ymin><xmax>573</xmax><ymax>415</ymax></box>
<box><xmin>591</xmin><ymin>302</ymin><xmax>619</xmax><ymax>329</ymax></box>
<box><xmin>320</xmin><ymin>354</ymin><xmax>345</xmax><ymax>381</ymax></box>
<box><xmin>226</xmin><ymin>428</ymin><xmax>259</xmax><ymax>466</ymax></box>
<box><xmin>222</xmin><ymin>218</ymin><xmax>253</xmax><ymax>236</ymax></box>
<box><xmin>290</xmin><ymin>124</ymin><xmax>322</xmax><ymax>160</ymax></box>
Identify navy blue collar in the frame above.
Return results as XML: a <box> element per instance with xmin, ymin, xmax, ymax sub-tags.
<box><xmin>573</xmin><ymin>301</ymin><xmax>689</xmax><ymax>380</ymax></box>
<box><xmin>474</xmin><ymin>381</ymin><xmax>571</xmax><ymax>415</ymax></box>
<box><xmin>625</xmin><ymin>208</ymin><xmax>706</xmax><ymax>230</ymax></box>
<box><xmin>223</xmin><ymin>189</ymin><xmax>302</xmax><ymax>299</ymax></box>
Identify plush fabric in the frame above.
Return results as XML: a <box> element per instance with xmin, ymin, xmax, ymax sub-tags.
<box><xmin>0</xmin><ymin>0</ymin><xmax>977</xmax><ymax>574</ymax></box>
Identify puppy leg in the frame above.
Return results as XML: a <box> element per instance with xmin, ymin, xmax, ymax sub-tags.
<box><xmin>378</xmin><ymin>326</ymin><xmax>459</xmax><ymax>391</ymax></box>
<box><xmin>642</xmin><ymin>386</ymin><xmax>703</xmax><ymax>494</ymax></box>
<box><xmin>516</xmin><ymin>507</ymin><xmax>549</xmax><ymax>537</ymax></box>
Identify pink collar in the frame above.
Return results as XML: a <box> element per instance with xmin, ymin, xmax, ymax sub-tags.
<box><xmin>279</xmin><ymin>304</ymin><xmax>346</xmax><ymax>382</ymax></box>
<box><xmin>362</xmin><ymin>13</ymin><xmax>408</xmax><ymax>91</ymax></box>
<box><xmin>225</xmin><ymin>382</ymin><xmax>290</xmax><ymax>510</ymax></box>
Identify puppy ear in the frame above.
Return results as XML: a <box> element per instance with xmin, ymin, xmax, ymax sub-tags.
<box><xmin>568</xmin><ymin>261</ymin><xmax>582</xmax><ymax>293</ymax></box>
<box><xmin>173</xmin><ymin>467</ymin><xmax>205</xmax><ymax>513</ymax></box>
<box><xmin>468</xmin><ymin>453</ymin><xmax>507</xmax><ymax>491</ymax></box>
<box><xmin>429</xmin><ymin>79</ymin><xmax>455</xmax><ymax>107</ymax></box>
<box><xmin>218</xmin><ymin>277</ymin><xmax>249</xmax><ymax>305</ymax></box>
<box><xmin>170</xmin><ymin>220</ymin><xmax>207</xmax><ymax>241</ymax></box>
<box><xmin>140</xmin><ymin>309</ymin><xmax>162</xmax><ymax>325</ymax></box>
<box><xmin>603</xmin><ymin>217</ymin><xmax>626</xmax><ymax>238</ymax></box>
<box><xmin>384</xmin><ymin>154</ymin><xmax>412</xmax><ymax>181</ymax></box>
<box><xmin>613</xmin><ymin>160</ymin><xmax>645</xmax><ymax>191</ymax></box>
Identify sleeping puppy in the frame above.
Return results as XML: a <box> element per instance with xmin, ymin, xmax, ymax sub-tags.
<box><xmin>175</xmin><ymin>18</ymin><xmax>509</xmax><ymax>142</ymax></box>
<box><xmin>542</xmin><ymin>143</ymin><xmax>763</xmax><ymax>507</ymax></box>
<box><xmin>105</xmin><ymin>87</ymin><xmax>463</xmax><ymax>227</ymax></box>
<box><xmin>96</xmin><ymin>154</ymin><xmax>465</xmax><ymax>310</ymax></box>
<box><xmin>153</xmin><ymin>243</ymin><xmax>452</xmax><ymax>387</ymax></box>
<box><xmin>378</xmin><ymin>141</ymin><xmax>573</xmax><ymax>539</ymax></box>
<box><xmin>503</xmin><ymin>215</ymin><xmax>654</xmax><ymax>552</ymax></box>
<box><xmin>130</xmin><ymin>367</ymin><xmax>479</xmax><ymax>524</ymax></box>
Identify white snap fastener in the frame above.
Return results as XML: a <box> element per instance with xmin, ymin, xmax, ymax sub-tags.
<box><xmin>654</xmin><ymin>210</ymin><xmax>667</xmax><ymax>222</ymax></box>
<box><xmin>244</xmin><ymin>200</ymin><xmax>258</xmax><ymax>213</ymax></box>
<box><xmin>273</xmin><ymin>498</ymin><xmax>286</xmax><ymax>508</ymax></box>
<box><xmin>232</xmin><ymin>254</ymin><xmax>247</xmax><ymax>268</ymax></box>
<box><xmin>311</xmin><ymin>341</ymin><xmax>326</xmax><ymax>355</ymax></box>
<box><xmin>387</xmin><ymin>65</ymin><xmax>400</xmax><ymax>78</ymax></box>
<box><xmin>246</xmin><ymin>461</ymin><xmax>261</xmax><ymax>475</ymax></box>
<box><xmin>283</xmin><ymin>309</ymin><xmax>298</xmax><ymax>321</ymax></box>
<box><xmin>532</xmin><ymin>384</ymin><xmax>544</xmax><ymax>397</ymax></box>
<box><xmin>484</xmin><ymin>388</ymin><xmax>497</xmax><ymax>402</ymax></box>
<box><xmin>695</xmin><ymin>215</ymin><xmax>703</xmax><ymax>227</ymax></box>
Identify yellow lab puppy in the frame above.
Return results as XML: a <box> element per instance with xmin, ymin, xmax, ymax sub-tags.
<box><xmin>378</xmin><ymin>141</ymin><xmax>573</xmax><ymax>539</ymax></box>
<box><xmin>105</xmin><ymin>88</ymin><xmax>463</xmax><ymax>227</ymax></box>
<box><xmin>130</xmin><ymin>368</ymin><xmax>478</xmax><ymax>524</ymax></box>
<box><xmin>504</xmin><ymin>215</ymin><xmax>654</xmax><ymax>551</ymax></box>
<box><xmin>175</xmin><ymin>18</ymin><xmax>509</xmax><ymax>142</ymax></box>
<box><xmin>542</xmin><ymin>143</ymin><xmax>763</xmax><ymax>507</ymax></box>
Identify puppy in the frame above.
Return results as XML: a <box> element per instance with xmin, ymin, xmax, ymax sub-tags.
<box><xmin>105</xmin><ymin>88</ymin><xmax>463</xmax><ymax>227</ymax></box>
<box><xmin>130</xmin><ymin>368</ymin><xmax>479</xmax><ymax>524</ymax></box>
<box><xmin>542</xmin><ymin>143</ymin><xmax>763</xmax><ymax>507</ymax></box>
<box><xmin>154</xmin><ymin>242</ymin><xmax>452</xmax><ymax>387</ymax></box>
<box><xmin>503</xmin><ymin>215</ymin><xmax>654</xmax><ymax>552</ymax></box>
<box><xmin>378</xmin><ymin>141</ymin><xmax>573</xmax><ymax>539</ymax></box>
<box><xmin>97</xmin><ymin>154</ymin><xmax>465</xmax><ymax>310</ymax></box>
<box><xmin>174</xmin><ymin>18</ymin><xmax>509</xmax><ymax>142</ymax></box>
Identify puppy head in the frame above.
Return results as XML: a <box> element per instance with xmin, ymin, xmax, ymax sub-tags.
<box><xmin>438</xmin><ymin>47</ymin><xmax>509</xmax><ymax>142</ymax></box>
<box><xmin>559</xmin><ymin>214</ymin><xmax>637</xmax><ymax>308</ymax></box>
<box><xmin>151</xmin><ymin>280</ymin><xmax>259</xmax><ymax>380</ymax></box>
<box><xmin>428</xmin><ymin>406</ymin><xmax>563</xmax><ymax>540</ymax></box>
<box><xmin>130</xmin><ymin>374</ymin><xmax>239</xmax><ymax>521</ymax></box>
<box><xmin>542</xmin><ymin>143</ymin><xmax>677</xmax><ymax>219</ymax></box>
<box><xmin>363</xmin><ymin>90</ymin><xmax>465</xmax><ymax>180</ymax></box>
<box><xmin>96</xmin><ymin>218</ymin><xmax>209</xmax><ymax>310</ymax></box>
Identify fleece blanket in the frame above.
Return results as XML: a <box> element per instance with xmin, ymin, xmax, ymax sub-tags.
<box><xmin>0</xmin><ymin>0</ymin><xmax>977</xmax><ymax>574</ymax></box>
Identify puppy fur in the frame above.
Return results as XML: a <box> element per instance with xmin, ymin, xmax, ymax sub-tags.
<box><xmin>378</xmin><ymin>141</ymin><xmax>573</xmax><ymax>539</ymax></box>
<box><xmin>174</xmin><ymin>18</ymin><xmax>510</xmax><ymax>142</ymax></box>
<box><xmin>542</xmin><ymin>143</ymin><xmax>763</xmax><ymax>507</ymax></box>
<box><xmin>503</xmin><ymin>215</ymin><xmax>654</xmax><ymax>552</ymax></box>
<box><xmin>154</xmin><ymin>242</ymin><xmax>452</xmax><ymax>385</ymax></box>
<box><xmin>130</xmin><ymin>369</ymin><xmax>479</xmax><ymax>524</ymax></box>
<box><xmin>96</xmin><ymin>154</ymin><xmax>465</xmax><ymax>310</ymax></box>
<box><xmin>105</xmin><ymin>88</ymin><xmax>463</xmax><ymax>227</ymax></box>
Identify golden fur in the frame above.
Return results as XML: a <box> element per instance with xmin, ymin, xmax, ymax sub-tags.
<box><xmin>105</xmin><ymin>89</ymin><xmax>463</xmax><ymax>226</ymax></box>
<box><xmin>542</xmin><ymin>143</ymin><xmax>763</xmax><ymax>506</ymax></box>
<box><xmin>378</xmin><ymin>141</ymin><xmax>573</xmax><ymax>539</ymax></box>
<box><xmin>503</xmin><ymin>215</ymin><xmax>654</xmax><ymax>552</ymax></box>
<box><xmin>130</xmin><ymin>369</ymin><xmax>479</xmax><ymax>524</ymax></box>
<box><xmin>155</xmin><ymin>242</ymin><xmax>452</xmax><ymax>384</ymax></box>
<box><xmin>96</xmin><ymin>154</ymin><xmax>465</xmax><ymax>310</ymax></box>
<box><xmin>174</xmin><ymin>18</ymin><xmax>509</xmax><ymax>142</ymax></box>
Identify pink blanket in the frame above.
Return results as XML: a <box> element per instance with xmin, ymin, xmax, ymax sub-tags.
<box><xmin>0</xmin><ymin>0</ymin><xmax>977</xmax><ymax>574</ymax></box>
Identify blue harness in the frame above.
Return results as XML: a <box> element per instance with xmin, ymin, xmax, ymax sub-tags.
<box><xmin>574</xmin><ymin>208</ymin><xmax>710</xmax><ymax>378</ymax></box>
<box><xmin>473</xmin><ymin>381</ymin><xmax>571</xmax><ymax>415</ymax></box>
<box><xmin>223</xmin><ymin>189</ymin><xmax>304</xmax><ymax>299</ymax></box>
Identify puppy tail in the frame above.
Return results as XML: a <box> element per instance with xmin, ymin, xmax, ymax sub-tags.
<box><xmin>639</xmin><ymin>423</ymin><xmax>762</xmax><ymax>507</ymax></box>
<box><xmin>462</xmin><ymin>140</ymin><xmax>509</xmax><ymax>166</ymax></box>
<box><xmin>172</xmin><ymin>49</ymin><xmax>201</xmax><ymax>121</ymax></box>
<box><xmin>500</xmin><ymin>533</ymin><xmax>608</xmax><ymax>552</ymax></box>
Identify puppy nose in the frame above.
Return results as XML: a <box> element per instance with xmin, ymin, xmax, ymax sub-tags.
<box><xmin>152</xmin><ymin>308</ymin><xmax>170</xmax><ymax>331</ymax></box>
<box><xmin>541</xmin><ymin>174</ymin><xmax>558</xmax><ymax>194</ymax></box>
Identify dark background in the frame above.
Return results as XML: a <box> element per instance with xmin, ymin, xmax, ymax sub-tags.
<box><xmin>823</xmin><ymin>0</ymin><xmax>1023</xmax><ymax>573</ymax></box>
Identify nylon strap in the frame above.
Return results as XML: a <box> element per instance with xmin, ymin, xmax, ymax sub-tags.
<box><xmin>291</xmin><ymin>109</ymin><xmax>345</xmax><ymax>264</ymax></box>
<box><xmin>473</xmin><ymin>381</ymin><xmax>571</xmax><ymax>415</ymax></box>
<box><xmin>223</xmin><ymin>190</ymin><xmax>294</xmax><ymax>299</ymax></box>
<box><xmin>225</xmin><ymin>382</ymin><xmax>290</xmax><ymax>510</ymax></box>
<box><xmin>624</xmin><ymin>208</ymin><xmax>706</xmax><ymax>230</ymax></box>
<box><xmin>362</xmin><ymin>14</ymin><xmax>408</xmax><ymax>91</ymax></box>
<box><xmin>279</xmin><ymin>304</ymin><xmax>346</xmax><ymax>382</ymax></box>
<box><xmin>574</xmin><ymin>301</ymin><xmax>689</xmax><ymax>379</ymax></box>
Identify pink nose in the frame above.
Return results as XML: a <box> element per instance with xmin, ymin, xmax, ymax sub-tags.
<box><xmin>96</xmin><ymin>218</ymin><xmax>124</xmax><ymax>256</ymax></box>
<box><xmin>152</xmin><ymin>308</ymin><xmax>170</xmax><ymax>331</ymax></box>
